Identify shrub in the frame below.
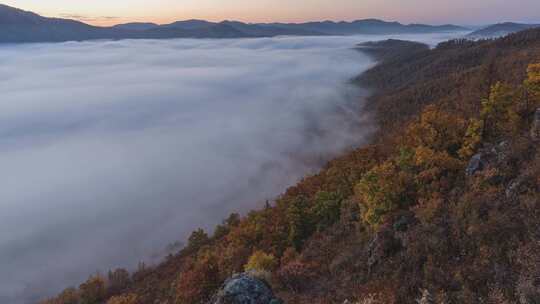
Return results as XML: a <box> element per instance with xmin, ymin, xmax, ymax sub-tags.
<box><xmin>525</xmin><ymin>63</ymin><xmax>540</xmax><ymax>103</ymax></box>
<box><xmin>458</xmin><ymin>118</ymin><xmax>484</xmax><ymax>159</ymax></box>
<box><xmin>405</xmin><ymin>105</ymin><xmax>466</xmax><ymax>154</ymax></box>
<box><xmin>107</xmin><ymin>293</ymin><xmax>138</xmax><ymax>304</ymax></box>
<box><xmin>276</xmin><ymin>260</ymin><xmax>315</xmax><ymax>292</ymax></box>
<box><xmin>188</xmin><ymin>228</ymin><xmax>209</xmax><ymax>250</ymax></box>
<box><xmin>175</xmin><ymin>251</ymin><xmax>221</xmax><ymax>304</ymax></box>
<box><xmin>43</xmin><ymin>287</ymin><xmax>79</xmax><ymax>304</ymax></box>
<box><xmin>481</xmin><ymin>82</ymin><xmax>519</xmax><ymax>138</ymax></box>
<box><xmin>286</xmin><ymin>197</ymin><xmax>314</xmax><ymax>250</ymax></box>
<box><xmin>311</xmin><ymin>191</ymin><xmax>343</xmax><ymax>231</ymax></box>
<box><xmin>244</xmin><ymin>250</ymin><xmax>277</xmax><ymax>272</ymax></box>
<box><xmin>79</xmin><ymin>275</ymin><xmax>106</xmax><ymax>304</ymax></box>
<box><xmin>355</xmin><ymin>161</ymin><xmax>412</xmax><ymax>226</ymax></box>
<box><xmin>107</xmin><ymin>268</ymin><xmax>130</xmax><ymax>294</ymax></box>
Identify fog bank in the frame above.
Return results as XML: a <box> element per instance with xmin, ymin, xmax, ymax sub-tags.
<box><xmin>0</xmin><ymin>33</ymin><xmax>460</xmax><ymax>303</ymax></box>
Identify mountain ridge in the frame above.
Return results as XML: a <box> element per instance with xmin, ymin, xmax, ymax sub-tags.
<box><xmin>0</xmin><ymin>4</ymin><xmax>468</xmax><ymax>43</ymax></box>
<box><xmin>467</xmin><ymin>22</ymin><xmax>540</xmax><ymax>38</ymax></box>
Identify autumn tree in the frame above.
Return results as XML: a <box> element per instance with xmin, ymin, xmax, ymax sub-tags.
<box><xmin>79</xmin><ymin>275</ymin><xmax>106</xmax><ymax>304</ymax></box>
<box><xmin>311</xmin><ymin>191</ymin><xmax>343</xmax><ymax>231</ymax></box>
<box><xmin>525</xmin><ymin>63</ymin><xmax>540</xmax><ymax>105</ymax></box>
<box><xmin>481</xmin><ymin>82</ymin><xmax>519</xmax><ymax>138</ymax></box>
<box><xmin>412</xmin><ymin>145</ymin><xmax>463</xmax><ymax>195</ymax></box>
<box><xmin>276</xmin><ymin>260</ymin><xmax>315</xmax><ymax>292</ymax></box>
<box><xmin>458</xmin><ymin>118</ymin><xmax>484</xmax><ymax>159</ymax></box>
<box><xmin>405</xmin><ymin>105</ymin><xmax>466</xmax><ymax>154</ymax></box>
<box><xmin>188</xmin><ymin>228</ymin><xmax>209</xmax><ymax>250</ymax></box>
<box><xmin>107</xmin><ymin>293</ymin><xmax>139</xmax><ymax>304</ymax></box>
<box><xmin>213</xmin><ymin>213</ymin><xmax>241</xmax><ymax>239</ymax></box>
<box><xmin>286</xmin><ymin>197</ymin><xmax>314</xmax><ymax>250</ymax></box>
<box><xmin>47</xmin><ymin>287</ymin><xmax>79</xmax><ymax>304</ymax></box>
<box><xmin>175</xmin><ymin>251</ymin><xmax>221</xmax><ymax>304</ymax></box>
<box><xmin>107</xmin><ymin>268</ymin><xmax>131</xmax><ymax>294</ymax></box>
<box><xmin>244</xmin><ymin>250</ymin><xmax>277</xmax><ymax>272</ymax></box>
<box><xmin>355</xmin><ymin>160</ymin><xmax>413</xmax><ymax>226</ymax></box>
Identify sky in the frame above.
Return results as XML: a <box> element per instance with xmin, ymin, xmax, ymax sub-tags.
<box><xmin>3</xmin><ymin>0</ymin><xmax>540</xmax><ymax>26</ymax></box>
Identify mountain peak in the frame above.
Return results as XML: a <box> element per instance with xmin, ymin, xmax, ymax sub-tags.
<box><xmin>0</xmin><ymin>3</ymin><xmax>45</xmax><ymax>25</ymax></box>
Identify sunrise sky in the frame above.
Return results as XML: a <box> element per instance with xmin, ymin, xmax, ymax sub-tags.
<box><xmin>3</xmin><ymin>0</ymin><xmax>540</xmax><ymax>26</ymax></box>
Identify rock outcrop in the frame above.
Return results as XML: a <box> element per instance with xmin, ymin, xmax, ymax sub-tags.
<box><xmin>531</xmin><ymin>108</ymin><xmax>540</xmax><ymax>141</ymax></box>
<box><xmin>466</xmin><ymin>141</ymin><xmax>511</xmax><ymax>176</ymax></box>
<box><xmin>466</xmin><ymin>153</ymin><xmax>485</xmax><ymax>176</ymax></box>
<box><xmin>366</xmin><ymin>225</ymin><xmax>402</xmax><ymax>271</ymax></box>
<box><xmin>211</xmin><ymin>272</ymin><xmax>282</xmax><ymax>304</ymax></box>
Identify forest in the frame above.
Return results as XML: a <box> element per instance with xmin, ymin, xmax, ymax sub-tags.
<box><xmin>41</xmin><ymin>27</ymin><xmax>540</xmax><ymax>304</ymax></box>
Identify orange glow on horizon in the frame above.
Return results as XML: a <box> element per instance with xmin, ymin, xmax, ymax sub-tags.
<box><xmin>3</xmin><ymin>0</ymin><xmax>540</xmax><ymax>27</ymax></box>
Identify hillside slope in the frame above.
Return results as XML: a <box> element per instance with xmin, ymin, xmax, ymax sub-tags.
<box><xmin>41</xmin><ymin>29</ymin><xmax>540</xmax><ymax>304</ymax></box>
<box><xmin>467</xmin><ymin>22</ymin><xmax>540</xmax><ymax>38</ymax></box>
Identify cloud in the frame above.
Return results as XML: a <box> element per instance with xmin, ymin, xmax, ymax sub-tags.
<box><xmin>0</xmin><ymin>33</ymin><xmax>459</xmax><ymax>304</ymax></box>
<box><xmin>58</xmin><ymin>13</ymin><xmax>120</xmax><ymax>22</ymax></box>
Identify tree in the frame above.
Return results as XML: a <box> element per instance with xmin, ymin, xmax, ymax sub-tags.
<box><xmin>405</xmin><ymin>105</ymin><xmax>466</xmax><ymax>154</ymax></box>
<box><xmin>188</xmin><ymin>228</ymin><xmax>209</xmax><ymax>250</ymax></box>
<box><xmin>276</xmin><ymin>260</ymin><xmax>315</xmax><ymax>292</ymax></box>
<box><xmin>413</xmin><ymin>146</ymin><xmax>463</xmax><ymax>194</ymax></box>
<box><xmin>481</xmin><ymin>82</ymin><xmax>518</xmax><ymax>138</ymax></box>
<box><xmin>286</xmin><ymin>197</ymin><xmax>314</xmax><ymax>250</ymax></box>
<box><xmin>525</xmin><ymin>63</ymin><xmax>540</xmax><ymax>104</ymax></box>
<box><xmin>458</xmin><ymin>118</ymin><xmax>484</xmax><ymax>159</ymax></box>
<box><xmin>355</xmin><ymin>161</ymin><xmax>412</xmax><ymax>226</ymax></box>
<box><xmin>79</xmin><ymin>275</ymin><xmax>106</xmax><ymax>304</ymax></box>
<box><xmin>311</xmin><ymin>191</ymin><xmax>343</xmax><ymax>231</ymax></box>
<box><xmin>107</xmin><ymin>268</ymin><xmax>131</xmax><ymax>294</ymax></box>
<box><xmin>55</xmin><ymin>287</ymin><xmax>79</xmax><ymax>304</ymax></box>
<box><xmin>175</xmin><ymin>251</ymin><xmax>221</xmax><ymax>304</ymax></box>
<box><xmin>213</xmin><ymin>213</ymin><xmax>241</xmax><ymax>239</ymax></box>
<box><xmin>244</xmin><ymin>250</ymin><xmax>277</xmax><ymax>272</ymax></box>
<box><xmin>225</xmin><ymin>213</ymin><xmax>241</xmax><ymax>227</ymax></box>
<box><xmin>107</xmin><ymin>293</ymin><xmax>138</xmax><ymax>304</ymax></box>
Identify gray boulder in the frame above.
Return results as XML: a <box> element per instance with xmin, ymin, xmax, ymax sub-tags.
<box><xmin>466</xmin><ymin>153</ymin><xmax>485</xmax><ymax>176</ymax></box>
<box><xmin>212</xmin><ymin>272</ymin><xmax>282</xmax><ymax>304</ymax></box>
<box><xmin>466</xmin><ymin>140</ymin><xmax>511</xmax><ymax>176</ymax></box>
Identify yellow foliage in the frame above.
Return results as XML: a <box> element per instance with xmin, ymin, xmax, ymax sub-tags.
<box><xmin>38</xmin><ymin>288</ymin><xmax>79</xmax><ymax>304</ymax></box>
<box><xmin>481</xmin><ymin>82</ymin><xmax>519</xmax><ymax>137</ymax></box>
<box><xmin>56</xmin><ymin>288</ymin><xmax>79</xmax><ymax>304</ymax></box>
<box><xmin>458</xmin><ymin>118</ymin><xmax>484</xmax><ymax>159</ymax></box>
<box><xmin>107</xmin><ymin>294</ymin><xmax>138</xmax><ymax>304</ymax></box>
<box><xmin>414</xmin><ymin>146</ymin><xmax>462</xmax><ymax>171</ymax></box>
<box><xmin>355</xmin><ymin>161</ymin><xmax>413</xmax><ymax>226</ymax></box>
<box><xmin>405</xmin><ymin>105</ymin><xmax>466</xmax><ymax>154</ymax></box>
<box><xmin>244</xmin><ymin>250</ymin><xmax>277</xmax><ymax>272</ymax></box>
<box><xmin>413</xmin><ymin>146</ymin><xmax>463</xmax><ymax>194</ymax></box>
<box><xmin>79</xmin><ymin>275</ymin><xmax>106</xmax><ymax>304</ymax></box>
<box><xmin>525</xmin><ymin>63</ymin><xmax>540</xmax><ymax>101</ymax></box>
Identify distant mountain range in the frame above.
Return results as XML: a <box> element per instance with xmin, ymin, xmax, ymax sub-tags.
<box><xmin>467</xmin><ymin>22</ymin><xmax>540</xmax><ymax>38</ymax></box>
<box><xmin>0</xmin><ymin>4</ymin><xmax>468</xmax><ymax>43</ymax></box>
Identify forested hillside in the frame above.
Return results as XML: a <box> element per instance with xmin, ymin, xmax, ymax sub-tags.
<box><xmin>42</xmin><ymin>28</ymin><xmax>540</xmax><ymax>304</ymax></box>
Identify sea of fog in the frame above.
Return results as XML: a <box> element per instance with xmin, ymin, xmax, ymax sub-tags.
<box><xmin>0</xmin><ymin>32</ymin><xmax>463</xmax><ymax>303</ymax></box>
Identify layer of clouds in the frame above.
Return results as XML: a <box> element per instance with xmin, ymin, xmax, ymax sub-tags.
<box><xmin>0</xmin><ymin>33</ymin><xmax>460</xmax><ymax>304</ymax></box>
<box><xmin>58</xmin><ymin>14</ymin><xmax>120</xmax><ymax>22</ymax></box>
